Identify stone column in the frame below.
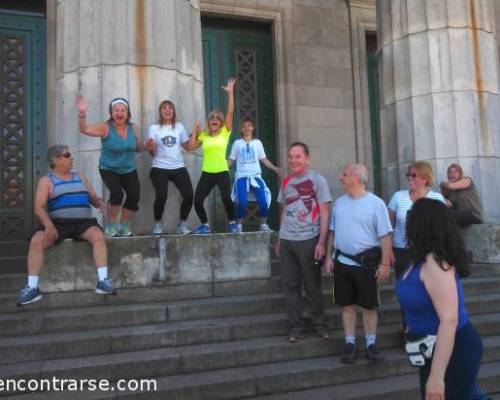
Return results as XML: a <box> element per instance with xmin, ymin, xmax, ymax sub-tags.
<box><xmin>377</xmin><ymin>0</ymin><xmax>500</xmax><ymax>222</ymax></box>
<box><xmin>53</xmin><ymin>0</ymin><xmax>204</xmax><ymax>233</ymax></box>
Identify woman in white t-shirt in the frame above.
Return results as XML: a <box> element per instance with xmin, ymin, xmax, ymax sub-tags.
<box><xmin>388</xmin><ymin>161</ymin><xmax>445</xmax><ymax>278</ymax></box>
<box><xmin>227</xmin><ymin>118</ymin><xmax>282</xmax><ymax>232</ymax></box>
<box><xmin>145</xmin><ymin>100</ymin><xmax>194</xmax><ymax>235</ymax></box>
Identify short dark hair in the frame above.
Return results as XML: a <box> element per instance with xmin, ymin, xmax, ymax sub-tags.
<box><xmin>289</xmin><ymin>141</ymin><xmax>309</xmax><ymax>156</ymax></box>
<box><xmin>406</xmin><ymin>198</ymin><xmax>469</xmax><ymax>277</ymax></box>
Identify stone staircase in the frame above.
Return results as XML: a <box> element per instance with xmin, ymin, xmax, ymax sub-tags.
<box><xmin>1</xmin><ymin>250</ymin><xmax>500</xmax><ymax>399</ymax></box>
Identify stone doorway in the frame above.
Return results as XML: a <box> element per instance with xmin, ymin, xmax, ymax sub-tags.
<box><xmin>201</xmin><ymin>16</ymin><xmax>278</xmax><ymax>231</ymax></box>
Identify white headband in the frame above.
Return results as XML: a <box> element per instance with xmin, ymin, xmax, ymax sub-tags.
<box><xmin>111</xmin><ymin>99</ymin><xmax>129</xmax><ymax>108</ymax></box>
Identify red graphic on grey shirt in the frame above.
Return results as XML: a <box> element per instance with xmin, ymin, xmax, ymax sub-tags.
<box><xmin>283</xmin><ymin>178</ymin><xmax>320</xmax><ymax>222</ymax></box>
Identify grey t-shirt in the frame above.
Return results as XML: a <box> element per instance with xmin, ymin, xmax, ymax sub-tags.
<box><xmin>278</xmin><ymin>170</ymin><xmax>332</xmax><ymax>241</ymax></box>
<box><xmin>329</xmin><ymin>192</ymin><xmax>393</xmax><ymax>266</ymax></box>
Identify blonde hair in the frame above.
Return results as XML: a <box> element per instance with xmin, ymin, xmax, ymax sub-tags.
<box><xmin>206</xmin><ymin>111</ymin><xmax>225</xmax><ymax>133</ymax></box>
<box><xmin>409</xmin><ymin>161</ymin><xmax>434</xmax><ymax>187</ymax></box>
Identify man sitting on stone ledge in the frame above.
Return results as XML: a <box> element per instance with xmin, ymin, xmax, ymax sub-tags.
<box><xmin>17</xmin><ymin>145</ymin><xmax>116</xmax><ymax>306</ymax></box>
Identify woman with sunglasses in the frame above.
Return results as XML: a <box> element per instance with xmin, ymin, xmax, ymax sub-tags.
<box><xmin>388</xmin><ymin>161</ymin><xmax>445</xmax><ymax>339</ymax></box>
<box><xmin>145</xmin><ymin>100</ymin><xmax>194</xmax><ymax>235</ymax></box>
<box><xmin>227</xmin><ymin>117</ymin><xmax>282</xmax><ymax>233</ymax></box>
<box><xmin>186</xmin><ymin>77</ymin><xmax>238</xmax><ymax>234</ymax></box>
<box><xmin>76</xmin><ymin>95</ymin><xmax>145</xmax><ymax>237</ymax></box>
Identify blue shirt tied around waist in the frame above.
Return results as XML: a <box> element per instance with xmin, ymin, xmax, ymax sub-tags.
<box><xmin>99</xmin><ymin>122</ymin><xmax>136</xmax><ymax>174</ymax></box>
<box><xmin>396</xmin><ymin>262</ymin><xmax>469</xmax><ymax>335</ymax></box>
<box><xmin>47</xmin><ymin>172</ymin><xmax>92</xmax><ymax>219</ymax></box>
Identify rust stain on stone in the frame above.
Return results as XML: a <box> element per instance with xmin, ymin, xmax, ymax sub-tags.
<box><xmin>134</xmin><ymin>0</ymin><xmax>147</xmax><ymax>122</ymax></box>
<box><xmin>468</xmin><ymin>0</ymin><xmax>490</xmax><ymax>152</ymax></box>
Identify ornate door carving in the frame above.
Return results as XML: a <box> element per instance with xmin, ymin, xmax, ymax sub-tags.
<box><xmin>0</xmin><ymin>15</ymin><xmax>45</xmax><ymax>254</ymax></box>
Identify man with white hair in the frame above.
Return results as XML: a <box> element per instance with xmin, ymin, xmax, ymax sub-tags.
<box><xmin>325</xmin><ymin>164</ymin><xmax>393</xmax><ymax>363</ymax></box>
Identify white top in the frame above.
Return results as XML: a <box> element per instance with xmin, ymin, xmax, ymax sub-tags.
<box><xmin>330</xmin><ymin>192</ymin><xmax>393</xmax><ymax>266</ymax></box>
<box><xmin>388</xmin><ymin>189</ymin><xmax>445</xmax><ymax>248</ymax></box>
<box><xmin>148</xmin><ymin>122</ymin><xmax>189</xmax><ymax>169</ymax></box>
<box><xmin>229</xmin><ymin>138</ymin><xmax>266</xmax><ymax>179</ymax></box>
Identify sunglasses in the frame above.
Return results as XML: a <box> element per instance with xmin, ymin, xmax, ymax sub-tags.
<box><xmin>57</xmin><ymin>152</ymin><xmax>72</xmax><ymax>159</ymax></box>
<box><xmin>406</xmin><ymin>172</ymin><xmax>418</xmax><ymax>178</ymax></box>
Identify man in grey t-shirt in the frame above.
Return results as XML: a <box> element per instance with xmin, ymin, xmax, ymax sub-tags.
<box><xmin>276</xmin><ymin>142</ymin><xmax>332</xmax><ymax>342</ymax></box>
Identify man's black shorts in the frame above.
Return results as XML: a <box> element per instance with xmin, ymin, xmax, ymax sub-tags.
<box><xmin>34</xmin><ymin>218</ymin><xmax>102</xmax><ymax>244</ymax></box>
<box><xmin>333</xmin><ymin>259</ymin><xmax>379</xmax><ymax>310</ymax></box>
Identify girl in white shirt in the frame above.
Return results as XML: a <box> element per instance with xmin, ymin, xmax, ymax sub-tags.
<box><xmin>145</xmin><ymin>100</ymin><xmax>194</xmax><ymax>235</ymax></box>
<box><xmin>227</xmin><ymin>118</ymin><xmax>282</xmax><ymax>232</ymax></box>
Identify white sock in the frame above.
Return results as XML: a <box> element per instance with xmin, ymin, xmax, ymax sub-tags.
<box><xmin>27</xmin><ymin>275</ymin><xmax>39</xmax><ymax>288</ymax></box>
<box><xmin>97</xmin><ymin>267</ymin><xmax>108</xmax><ymax>281</ymax></box>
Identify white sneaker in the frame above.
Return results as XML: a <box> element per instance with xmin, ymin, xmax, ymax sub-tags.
<box><xmin>259</xmin><ymin>224</ymin><xmax>273</xmax><ymax>233</ymax></box>
<box><xmin>152</xmin><ymin>222</ymin><xmax>163</xmax><ymax>235</ymax></box>
<box><xmin>176</xmin><ymin>224</ymin><xmax>191</xmax><ymax>235</ymax></box>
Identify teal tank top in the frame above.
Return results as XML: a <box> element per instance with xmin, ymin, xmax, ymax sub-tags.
<box><xmin>99</xmin><ymin>122</ymin><xmax>137</xmax><ymax>174</ymax></box>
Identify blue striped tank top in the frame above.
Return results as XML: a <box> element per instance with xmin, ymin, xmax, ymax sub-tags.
<box><xmin>47</xmin><ymin>172</ymin><xmax>92</xmax><ymax>219</ymax></box>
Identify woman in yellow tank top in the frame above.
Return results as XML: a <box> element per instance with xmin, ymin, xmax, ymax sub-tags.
<box><xmin>185</xmin><ymin>78</ymin><xmax>238</xmax><ymax>234</ymax></box>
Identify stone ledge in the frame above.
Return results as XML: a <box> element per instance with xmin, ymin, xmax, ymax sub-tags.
<box><xmin>39</xmin><ymin>232</ymin><xmax>272</xmax><ymax>293</ymax></box>
<box><xmin>462</xmin><ymin>224</ymin><xmax>500</xmax><ymax>264</ymax></box>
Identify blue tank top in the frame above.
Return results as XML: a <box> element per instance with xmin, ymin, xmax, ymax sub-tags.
<box><xmin>396</xmin><ymin>262</ymin><xmax>469</xmax><ymax>335</ymax></box>
<box><xmin>99</xmin><ymin>122</ymin><xmax>136</xmax><ymax>174</ymax></box>
<box><xmin>47</xmin><ymin>172</ymin><xmax>92</xmax><ymax>219</ymax></box>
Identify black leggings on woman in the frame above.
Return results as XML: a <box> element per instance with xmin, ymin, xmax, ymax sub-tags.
<box><xmin>99</xmin><ymin>169</ymin><xmax>140</xmax><ymax>211</ymax></box>
<box><xmin>194</xmin><ymin>171</ymin><xmax>235</xmax><ymax>224</ymax></box>
<box><xmin>149</xmin><ymin>167</ymin><xmax>193</xmax><ymax>221</ymax></box>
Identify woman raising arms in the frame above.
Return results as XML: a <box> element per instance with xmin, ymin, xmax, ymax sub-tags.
<box><xmin>185</xmin><ymin>78</ymin><xmax>239</xmax><ymax>234</ymax></box>
<box><xmin>76</xmin><ymin>96</ymin><xmax>144</xmax><ymax>237</ymax></box>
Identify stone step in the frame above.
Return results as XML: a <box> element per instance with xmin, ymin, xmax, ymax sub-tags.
<box><xmin>0</xmin><ymin>273</ymin><xmax>25</xmax><ymax>293</ymax></box>
<box><xmin>2</xmin><ymin>271</ymin><xmax>499</xmax><ymax>315</ymax></box>
<box><xmin>247</xmin><ymin>359</ymin><xmax>500</xmax><ymax>400</ymax></box>
<box><xmin>2</xmin><ymin>288</ymin><xmax>500</xmax><ymax>337</ymax></box>
<box><xmin>1</xmin><ymin>299</ymin><xmax>499</xmax><ymax>366</ymax></box>
<box><xmin>2</xmin><ymin>323</ymin><xmax>500</xmax><ymax>389</ymax></box>
<box><xmin>4</xmin><ymin>343</ymin><xmax>500</xmax><ymax>400</ymax></box>
<box><xmin>0</xmin><ymin>257</ymin><xmax>25</xmax><ymax>274</ymax></box>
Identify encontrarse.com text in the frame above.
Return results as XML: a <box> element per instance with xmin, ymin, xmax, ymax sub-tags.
<box><xmin>0</xmin><ymin>378</ymin><xmax>157</xmax><ymax>393</ymax></box>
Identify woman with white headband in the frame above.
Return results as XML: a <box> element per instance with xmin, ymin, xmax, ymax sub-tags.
<box><xmin>76</xmin><ymin>96</ymin><xmax>144</xmax><ymax>237</ymax></box>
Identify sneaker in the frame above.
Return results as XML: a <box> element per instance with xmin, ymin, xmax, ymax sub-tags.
<box><xmin>118</xmin><ymin>224</ymin><xmax>133</xmax><ymax>237</ymax></box>
<box><xmin>105</xmin><ymin>224</ymin><xmax>120</xmax><ymax>238</ymax></box>
<box><xmin>315</xmin><ymin>325</ymin><xmax>330</xmax><ymax>340</ymax></box>
<box><xmin>341</xmin><ymin>342</ymin><xmax>356</xmax><ymax>364</ymax></box>
<box><xmin>365</xmin><ymin>343</ymin><xmax>384</xmax><ymax>362</ymax></box>
<box><xmin>288</xmin><ymin>326</ymin><xmax>304</xmax><ymax>343</ymax></box>
<box><xmin>176</xmin><ymin>224</ymin><xmax>192</xmax><ymax>235</ymax></box>
<box><xmin>194</xmin><ymin>224</ymin><xmax>211</xmax><ymax>234</ymax></box>
<box><xmin>259</xmin><ymin>224</ymin><xmax>273</xmax><ymax>233</ymax></box>
<box><xmin>95</xmin><ymin>278</ymin><xmax>117</xmax><ymax>295</ymax></box>
<box><xmin>17</xmin><ymin>286</ymin><xmax>42</xmax><ymax>306</ymax></box>
<box><xmin>152</xmin><ymin>222</ymin><xmax>163</xmax><ymax>235</ymax></box>
<box><xmin>228</xmin><ymin>222</ymin><xmax>242</xmax><ymax>233</ymax></box>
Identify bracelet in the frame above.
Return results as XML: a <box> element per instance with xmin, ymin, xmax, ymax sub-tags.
<box><xmin>79</xmin><ymin>113</ymin><xmax>86</xmax><ymax>118</ymax></box>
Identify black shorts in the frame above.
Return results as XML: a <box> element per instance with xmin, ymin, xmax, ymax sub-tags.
<box><xmin>34</xmin><ymin>218</ymin><xmax>102</xmax><ymax>244</ymax></box>
<box><xmin>333</xmin><ymin>259</ymin><xmax>379</xmax><ymax>310</ymax></box>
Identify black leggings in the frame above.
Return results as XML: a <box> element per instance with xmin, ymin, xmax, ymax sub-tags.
<box><xmin>149</xmin><ymin>167</ymin><xmax>193</xmax><ymax>221</ymax></box>
<box><xmin>194</xmin><ymin>171</ymin><xmax>235</xmax><ymax>224</ymax></box>
<box><xmin>99</xmin><ymin>169</ymin><xmax>140</xmax><ymax>211</ymax></box>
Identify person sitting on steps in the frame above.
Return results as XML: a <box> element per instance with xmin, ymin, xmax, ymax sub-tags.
<box><xmin>17</xmin><ymin>145</ymin><xmax>116</xmax><ymax>306</ymax></box>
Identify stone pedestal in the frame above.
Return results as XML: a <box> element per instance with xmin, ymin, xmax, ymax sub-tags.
<box><xmin>53</xmin><ymin>0</ymin><xmax>205</xmax><ymax>233</ymax></box>
<box><xmin>40</xmin><ymin>232</ymin><xmax>272</xmax><ymax>292</ymax></box>
<box><xmin>377</xmin><ymin>0</ymin><xmax>500</xmax><ymax>222</ymax></box>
